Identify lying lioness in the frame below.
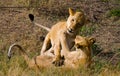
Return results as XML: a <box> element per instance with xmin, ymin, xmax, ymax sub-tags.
<box><xmin>8</xmin><ymin>36</ymin><xmax>95</xmax><ymax>69</ymax></box>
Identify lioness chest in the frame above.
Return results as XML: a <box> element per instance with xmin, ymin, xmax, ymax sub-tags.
<box><xmin>49</xmin><ymin>21</ymin><xmax>75</xmax><ymax>49</ymax></box>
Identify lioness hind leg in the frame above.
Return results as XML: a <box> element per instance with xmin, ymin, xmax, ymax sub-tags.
<box><xmin>40</xmin><ymin>34</ymin><xmax>51</xmax><ymax>55</ymax></box>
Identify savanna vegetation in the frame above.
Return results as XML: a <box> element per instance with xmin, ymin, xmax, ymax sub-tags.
<box><xmin>0</xmin><ymin>0</ymin><xmax>120</xmax><ymax>76</ymax></box>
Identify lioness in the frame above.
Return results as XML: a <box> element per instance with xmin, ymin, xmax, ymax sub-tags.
<box><xmin>29</xmin><ymin>8</ymin><xmax>86</xmax><ymax>65</ymax></box>
<box><xmin>63</xmin><ymin>36</ymin><xmax>95</xmax><ymax>68</ymax></box>
<box><xmin>8</xmin><ymin>36</ymin><xmax>95</xmax><ymax>69</ymax></box>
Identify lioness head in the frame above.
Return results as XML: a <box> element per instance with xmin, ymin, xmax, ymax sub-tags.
<box><xmin>65</xmin><ymin>36</ymin><xmax>95</xmax><ymax>68</ymax></box>
<box><xmin>67</xmin><ymin>8</ymin><xmax>85</xmax><ymax>34</ymax></box>
<box><xmin>75</xmin><ymin>36</ymin><xmax>95</xmax><ymax>49</ymax></box>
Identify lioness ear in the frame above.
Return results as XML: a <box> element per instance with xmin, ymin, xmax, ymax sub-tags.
<box><xmin>88</xmin><ymin>37</ymin><xmax>96</xmax><ymax>44</ymax></box>
<box><xmin>69</xmin><ymin>8</ymin><xmax>75</xmax><ymax>16</ymax></box>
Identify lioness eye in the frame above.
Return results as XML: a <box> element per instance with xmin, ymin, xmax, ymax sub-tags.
<box><xmin>71</xmin><ymin>19</ymin><xmax>74</xmax><ymax>22</ymax></box>
<box><xmin>76</xmin><ymin>44</ymin><xmax>83</xmax><ymax>48</ymax></box>
<box><xmin>78</xmin><ymin>45</ymin><xmax>83</xmax><ymax>48</ymax></box>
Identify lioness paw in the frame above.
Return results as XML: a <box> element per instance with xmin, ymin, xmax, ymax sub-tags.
<box><xmin>52</xmin><ymin>56</ymin><xmax>65</xmax><ymax>66</ymax></box>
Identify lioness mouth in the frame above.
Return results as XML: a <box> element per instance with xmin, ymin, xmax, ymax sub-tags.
<box><xmin>68</xmin><ymin>29</ymin><xmax>74</xmax><ymax>33</ymax></box>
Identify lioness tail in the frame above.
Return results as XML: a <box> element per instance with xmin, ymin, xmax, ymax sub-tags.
<box><xmin>8</xmin><ymin>43</ymin><xmax>30</xmax><ymax>62</ymax></box>
<box><xmin>29</xmin><ymin>14</ymin><xmax>50</xmax><ymax>31</ymax></box>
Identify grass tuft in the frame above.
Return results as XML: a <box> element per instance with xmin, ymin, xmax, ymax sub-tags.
<box><xmin>109</xmin><ymin>9</ymin><xmax>120</xmax><ymax>17</ymax></box>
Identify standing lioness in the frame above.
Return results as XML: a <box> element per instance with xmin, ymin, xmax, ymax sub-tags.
<box><xmin>37</xmin><ymin>8</ymin><xmax>86</xmax><ymax>65</ymax></box>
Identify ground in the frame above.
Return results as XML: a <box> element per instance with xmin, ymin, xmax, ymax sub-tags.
<box><xmin>0</xmin><ymin>0</ymin><xmax>120</xmax><ymax>76</ymax></box>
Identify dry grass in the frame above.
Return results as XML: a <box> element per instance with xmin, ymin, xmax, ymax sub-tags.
<box><xmin>0</xmin><ymin>52</ymin><xmax>120</xmax><ymax>76</ymax></box>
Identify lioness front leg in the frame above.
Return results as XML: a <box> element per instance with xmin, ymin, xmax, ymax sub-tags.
<box><xmin>60</xmin><ymin>32</ymin><xmax>71</xmax><ymax>57</ymax></box>
<box><xmin>52</xmin><ymin>43</ymin><xmax>64</xmax><ymax>66</ymax></box>
<box><xmin>52</xmin><ymin>32</ymin><xmax>71</xmax><ymax>66</ymax></box>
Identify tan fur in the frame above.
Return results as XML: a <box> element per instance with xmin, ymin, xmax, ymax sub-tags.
<box><xmin>63</xmin><ymin>36</ymin><xmax>95</xmax><ymax>68</ymax></box>
<box><xmin>40</xmin><ymin>8</ymin><xmax>86</xmax><ymax>64</ymax></box>
<box><xmin>8</xmin><ymin>36</ymin><xmax>95</xmax><ymax>69</ymax></box>
<box><xmin>7</xmin><ymin>43</ymin><xmax>54</xmax><ymax>69</ymax></box>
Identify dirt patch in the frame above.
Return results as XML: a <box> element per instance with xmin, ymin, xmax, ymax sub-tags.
<box><xmin>92</xmin><ymin>19</ymin><xmax>120</xmax><ymax>52</ymax></box>
<box><xmin>0</xmin><ymin>0</ymin><xmax>120</xmax><ymax>59</ymax></box>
